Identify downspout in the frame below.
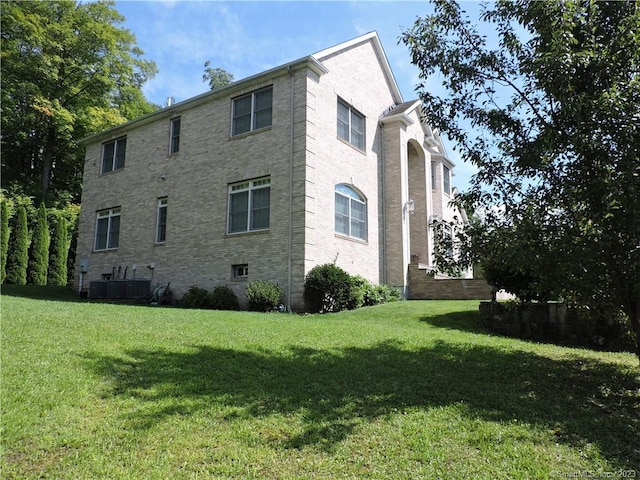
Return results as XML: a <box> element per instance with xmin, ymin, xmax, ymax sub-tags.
<box><xmin>379</xmin><ymin>121</ymin><xmax>387</xmax><ymax>284</ymax></box>
<box><xmin>287</xmin><ymin>65</ymin><xmax>295</xmax><ymax>312</ymax></box>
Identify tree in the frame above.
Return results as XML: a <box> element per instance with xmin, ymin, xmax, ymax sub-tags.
<box><xmin>401</xmin><ymin>0</ymin><xmax>640</xmax><ymax>356</ymax></box>
<box><xmin>48</xmin><ymin>213</ymin><xmax>69</xmax><ymax>286</ymax></box>
<box><xmin>203</xmin><ymin>61</ymin><xmax>234</xmax><ymax>90</ymax></box>
<box><xmin>1</xmin><ymin>0</ymin><xmax>157</xmax><ymax>202</ymax></box>
<box><xmin>28</xmin><ymin>203</ymin><xmax>50</xmax><ymax>285</ymax></box>
<box><xmin>5</xmin><ymin>205</ymin><xmax>29</xmax><ymax>285</ymax></box>
<box><xmin>1</xmin><ymin>201</ymin><xmax>9</xmax><ymax>283</ymax></box>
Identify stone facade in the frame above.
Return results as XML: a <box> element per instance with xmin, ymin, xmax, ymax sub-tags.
<box><xmin>76</xmin><ymin>32</ymin><xmax>466</xmax><ymax>310</ymax></box>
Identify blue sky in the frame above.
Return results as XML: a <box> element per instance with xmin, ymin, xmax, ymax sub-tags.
<box><xmin>114</xmin><ymin>0</ymin><xmax>482</xmax><ymax>191</ymax></box>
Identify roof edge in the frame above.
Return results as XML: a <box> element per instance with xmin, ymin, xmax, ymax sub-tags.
<box><xmin>314</xmin><ymin>31</ymin><xmax>403</xmax><ymax>105</ymax></box>
<box><xmin>79</xmin><ymin>56</ymin><xmax>328</xmax><ymax>146</ymax></box>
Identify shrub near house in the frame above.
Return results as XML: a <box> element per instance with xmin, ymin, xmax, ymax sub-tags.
<box><xmin>304</xmin><ymin>263</ymin><xmax>402</xmax><ymax>313</ymax></box>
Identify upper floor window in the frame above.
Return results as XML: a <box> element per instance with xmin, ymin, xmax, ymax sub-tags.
<box><xmin>156</xmin><ymin>198</ymin><xmax>168</xmax><ymax>243</ymax></box>
<box><xmin>170</xmin><ymin>117</ymin><xmax>181</xmax><ymax>154</ymax></box>
<box><xmin>232</xmin><ymin>86</ymin><xmax>273</xmax><ymax>136</ymax></box>
<box><xmin>337</xmin><ymin>99</ymin><xmax>365</xmax><ymax>150</ymax></box>
<box><xmin>431</xmin><ymin>162</ymin><xmax>437</xmax><ymax>190</ymax></box>
<box><xmin>101</xmin><ymin>137</ymin><xmax>126</xmax><ymax>173</ymax></box>
<box><xmin>95</xmin><ymin>208</ymin><xmax>121</xmax><ymax>251</ymax></box>
<box><xmin>443</xmin><ymin>165</ymin><xmax>451</xmax><ymax>195</ymax></box>
<box><xmin>335</xmin><ymin>184</ymin><xmax>367</xmax><ymax>241</ymax></box>
<box><xmin>227</xmin><ymin>177</ymin><xmax>270</xmax><ymax>234</ymax></box>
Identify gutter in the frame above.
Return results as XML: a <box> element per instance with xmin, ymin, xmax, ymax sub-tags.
<box><xmin>78</xmin><ymin>56</ymin><xmax>328</xmax><ymax>146</ymax></box>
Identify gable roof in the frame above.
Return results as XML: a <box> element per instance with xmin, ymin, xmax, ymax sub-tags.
<box><xmin>79</xmin><ymin>32</ymin><xmax>402</xmax><ymax>146</ymax></box>
<box><xmin>313</xmin><ymin>31</ymin><xmax>403</xmax><ymax>105</ymax></box>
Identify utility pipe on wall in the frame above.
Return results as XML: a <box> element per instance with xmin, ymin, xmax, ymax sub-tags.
<box><xmin>286</xmin><ymin>65</ymin><xmax>295</xmax><ymax>312</ymax></box>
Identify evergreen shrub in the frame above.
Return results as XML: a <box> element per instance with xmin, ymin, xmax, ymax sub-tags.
<box><xmin>303</xmin><ymin>263</ymin><xmax>354</xmax><ymax>313</ymax></box>
<box><xmin>179</xmin><ymin>286</ymin><xmax>213</xmax><ymax>309</ymax></box>
<box><xmin>210</xmin><ymin>285</ymin><xmax>240</xmax><ymax>311</ymax></box>
<box><xmin>28</xmin><ymin>203</ymin><xmax>50</xmax><ymax>285</ymax></box>
<box><xmin>5</xmin><ymin>205</ymin><xmax>29</xmax><ymax>285</ymax></box>
<box><xmin>245</xmin><ymin>280</ymin><xmax>284</xmax><ymax>312</ymax></box>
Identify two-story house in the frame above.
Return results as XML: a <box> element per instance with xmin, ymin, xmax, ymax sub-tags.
<box><xmin>75</xmin><ymin>32</ymin><xmax>466</xmax><ymax>310</ymax></box>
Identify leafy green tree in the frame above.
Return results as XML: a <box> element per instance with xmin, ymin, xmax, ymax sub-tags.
<box><xmin>28</xmin><ymin>203</ymin><xmax>50</xmax><ymax>285</ymax></box>
<box><xmin>1</xmin><ymin>0</ymin><xmax>157</xmax><ymax>202</ymax></box>
<box><xmin>203</xmin><ymin>62</ymin><xmax>234</xmax><ymax>90</ymax></box>
<box><xmin>48</xmin><ymin>213</ymin><xmax>69</xmax><ymax>286</ymax></box>
<box><xmin>1</xmin><ymin>201</ymin><xmax>9</xmax><ymax>283</ymax></box>
<box><xmin>401</xmin><ymin>0</ymin><xmax>640</xmax><ymax>356</ymax></box>
<box><xmin>5</xmin><ymin>205</ymin><xmax>29</xmax><ymax>285</ymax></box>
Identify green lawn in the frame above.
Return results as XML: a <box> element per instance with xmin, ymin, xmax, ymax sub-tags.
<box><xmin>2</xmin><ymin>286</ymin><xmax>638</xmax><ymax>479</ymax></box>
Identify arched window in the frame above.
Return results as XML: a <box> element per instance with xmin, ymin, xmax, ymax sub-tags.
<box><xmin>335</xmin><ymin>184</ymin><xmax>367</xmax><ymax>241</ymax></box>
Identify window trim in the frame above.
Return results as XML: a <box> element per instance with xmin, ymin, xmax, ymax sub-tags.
<box><xmin>227</xmin><ymin>177</ymin><xmax>271</xmax><ymax>234</ymax></box>
<box><xmin>335</xmin><ymin>184</ymin><xmax>367</xmax><ymax>242</ymax></box>
<box><xmin>169</xmin><ymin>117</ymin><xmax>181</xmax><ymax>154</ymax></box>
<box><xmin>337</xmin><ymin>99</ymin><xmax>365</xmax><ymax>151</ymax></box>
<box><xmin>101</xmin><ymin>137</ymin><xmax>127</xmax><ymax>173</ymax></box>
<box><xmin>94</xmin><ymin>207</ymin><xmax>121</xmax><ymax>251</ymax></box>
<box><xmin>156</xmin><ymin>198</ymin><xmax>168</xmax><ymax>244</ymax></box>
<box><xmin>231</xmin><ymin>86</ymin><xmax>273</xmax><ymax>136</ymax></box>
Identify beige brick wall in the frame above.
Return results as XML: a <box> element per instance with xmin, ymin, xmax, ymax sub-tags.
<box><xmin>408</xmin><ymin>264</ymin><xmax>494</xmax><ymax>300</ymax></box>
<box><xmin>303</xmin><ymin>40</ymin><xmax>396</xmax><ymax>286</ymax></box>
<box><xmin>76</xmin><ymin>35</ymin><xmax>463</xmax><ymax>310</ymax></box>
<box><xmin>77</xmin><ymin>72</ymin><xmax>308</xmax><ymax>308</ymax></box>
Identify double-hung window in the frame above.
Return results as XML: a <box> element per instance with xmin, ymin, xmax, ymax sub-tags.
<box><xmin>156</xmin><ymin>198</ymin><xmax>168</xmax><ymax>243</ymax></box>
<box><xmin>101</xmin><ymin>137</ymin><xmax>126</xmax><ymax>173</ymax></box>
<box><xmin>95</xmin><ymin>208</ymin><xmax>121</xmax><ymax>250</ymax></box>
<box><xmin>443</xmin><ymin>165</ymin><xmax>451</xmax><ymax>195</ymax></box>
<box><xmin>335</xmin><ymin>184</ymin><xmax>367</xmax><ymax>241</ymax></box>
<box><xmin>337</xmin><ymin>99</ymin><xmax>365</xmax><ymax>150</ymax></box>
<box><xmin>170</xmin><ymin>117</ymin><xmax>181</xmax><ymax>154</ymax></box>
<box><xmin>227</xmin><ymin>177</ymin><xmax>271</xmax><ymax>234</ymax></box>
<box><xmin>232</xmin><ymin>86</ymin><xmax>273</xmax><ymax>136</ymax></box>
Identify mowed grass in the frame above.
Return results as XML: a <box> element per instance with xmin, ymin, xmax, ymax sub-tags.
<box><xmin>2</xmin><ymin>286</ymin><xmax>638</xmax><ymax>479</ymax></box>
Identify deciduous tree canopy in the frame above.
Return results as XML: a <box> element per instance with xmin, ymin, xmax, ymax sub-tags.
<box><xmin>402</xmin><ymin>0</ymin><xmax>640</xmax><ymax>356</ymax></box>
<box><xmin>1</xmin><ymin>0</ymin><xmax>158</xmax><ymax>202</ymax></box>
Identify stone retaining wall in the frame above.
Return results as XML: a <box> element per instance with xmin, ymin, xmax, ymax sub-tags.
<box><xmin>479</xmin><ymin>301</ymin><xmax>636</xmax><ymax>353</ymax></box>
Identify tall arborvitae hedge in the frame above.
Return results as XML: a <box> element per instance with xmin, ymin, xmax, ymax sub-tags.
<box><xmin>27</xmin><ymin>203</ymin><xmax>50</xmax><ymax>285</ymax></box>
<box><xmin>5</xmin><ymin>205</ymin><xmax>29</xmax><ymax>285</ymax></box>
<box><xmin>47</xmin><ymin>214</ymin><xmax>69</xmax><ymax>286</ymax></box>
<box><xmin>1</xmin><ymin>201</ymin><xmax>9</xmax><ymax>283</ymax></box>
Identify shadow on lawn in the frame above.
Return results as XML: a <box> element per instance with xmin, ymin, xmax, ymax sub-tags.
<box><xmin>84</xmin><ymin>340</ymin><xmax>639</xmax><ymax>468</ymax></box>
<box><xmin>1</xmin><ymin>284</ymin><xmax>84</xmax><ymax>302</ymax></box>
<box><xmin>419</xmin><ymin>310</ymin><xmax>489</xmax><ymax>334</ymax></box>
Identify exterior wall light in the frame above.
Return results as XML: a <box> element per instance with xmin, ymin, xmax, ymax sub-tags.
<box><xmin>404</xmin><ymin>199</ymin><xmax>415</xmax><ymax>215</ymax></box>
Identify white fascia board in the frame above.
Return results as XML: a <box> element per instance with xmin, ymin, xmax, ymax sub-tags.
<box><xmin>380</xmin><ymin>113</ymin><xmax>414</xmax><ymax>127</ymax></box>
<box><xmin>79</xmin><ymin>56</ymin><xmax>327</xmax><ymax>146</ymax></box>
<box><xmin>314</xmin><ymin>31</ymin><xmax>403</xmax><ymax>105</ymax></box>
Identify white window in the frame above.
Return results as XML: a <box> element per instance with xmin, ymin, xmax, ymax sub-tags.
<box><xmin>233</xmin><ymin>264</ymin><xmax>248</xmax><ymax>279</ymax></box>
<box><xmin>337</xmin><ymin>99</ymin><xmax>365</xmax><ymax>150</ymax></box>
<box><xmin>232</xmin><ymin>86</ymin><xmax>273</xmax><ymax>136</ymax></box>
<box><xmin>95</xmin><ymin>208</ymin><xmax>121</xmax><ymax>250</ymax></box>
<box><xmin>335</xmin><ymin>184</ymin><xmax>367</xmax><ymax>241</ymax></box>
<box><xmin>156</xmin><ymin>198</ymin><xmax>168</xmax><ymax>243</ymax></box>
<box><xmin>101</xmin><ymin>137</ymin><xmax>126</xmax><ymax>173</ymax></box>
<box><xmin>227</xmin><ymin>177</ymin><xmax>270</xmax><ymax>234</ymax></box>
<box><xmin>443</xmin><ymin>165</ymin><xmax>451</xmax><ymax>195</ymax></box>
<box><xmin>431</xmin><ymin>162</ymin><xmax>436</xmax><ymax>190</ymax></box>
<box><xmin>170</xmin><ymin>117</ymin><xmax>181</xmax><ymax>154</ymax></box>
